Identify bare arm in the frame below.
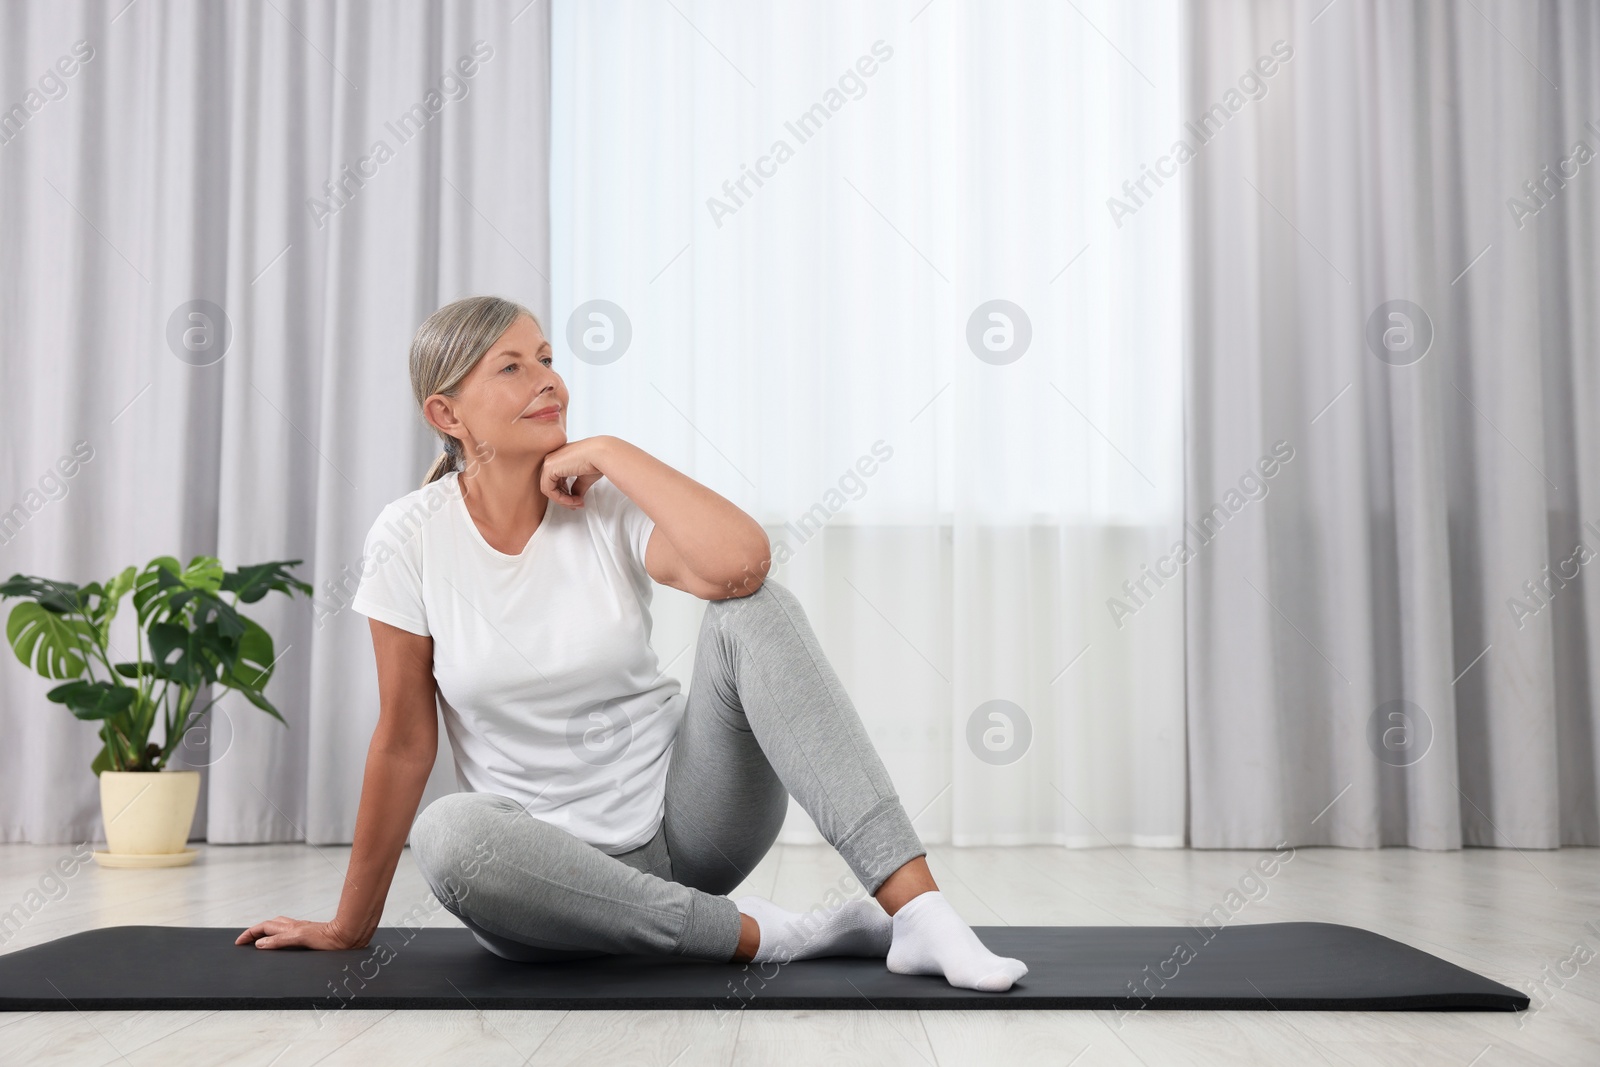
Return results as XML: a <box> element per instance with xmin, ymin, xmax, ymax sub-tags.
<box><xmin>540</xmin><ymin>436</ymin><xmax>770</xmax><ymax>600</ymax></box>
<box><xmin>237</xmin><ymin>618</ymin><xmax>438</xmax><ymax>950</ymax></box>
<box><xmin>329</xmin><ymin>619</ymin><xmax>439</xmax><ymax>944</ymax></box>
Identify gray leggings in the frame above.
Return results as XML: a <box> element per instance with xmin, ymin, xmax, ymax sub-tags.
<box><xmin>407</xmin><ymin>577</ymin><xmax>927</xmax><ymax>964</ymax></box>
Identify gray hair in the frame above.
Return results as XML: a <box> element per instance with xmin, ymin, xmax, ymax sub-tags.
<box><xmin>409</xmin><ymin>295</ymin><xmax>539</xmax><ymax>487</ymax></box>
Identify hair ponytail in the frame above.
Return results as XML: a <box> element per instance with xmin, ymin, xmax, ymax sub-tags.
<box><xmin>421</xmin><ymin>448</ymin><xmax>455</xmax><ymax>488</ymax></box>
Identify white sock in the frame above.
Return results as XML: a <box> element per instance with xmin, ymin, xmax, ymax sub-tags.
<box><xmin>734</xmin><ymin>894</ymin><xmax>893</xmax><ymax>964</ymax></box>
<box><xmin>885</xmin><ymin>890</ymin><xmax>1029</xmax><ymax>992</ymax></box>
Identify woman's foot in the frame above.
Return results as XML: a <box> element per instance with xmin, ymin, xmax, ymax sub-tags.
<box><xmin>885</xmin><ymin>890</ymin><xmax>1029</xmax><ymax>992</ymax></box>
<box><xmin>734</xmin><ymin>895</ymin><xmax>892</xmax><ymax>964</ymax></box>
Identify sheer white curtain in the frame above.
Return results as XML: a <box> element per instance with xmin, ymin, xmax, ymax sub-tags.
<box><xmin>552</xmin><ymin>0</ymin><xmax>1187</xmax><ymax>847</ymax></box>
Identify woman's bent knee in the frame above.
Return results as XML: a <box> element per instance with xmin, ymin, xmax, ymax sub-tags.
<box><xmin>409</xmin><ymin>792</ymin><xmax>510</xmax><ymax>905</ymax></box>
<box><xmin>705</xmin><ymin>576</ymin><xmax>800</xmax><ymax>633</ymax></box>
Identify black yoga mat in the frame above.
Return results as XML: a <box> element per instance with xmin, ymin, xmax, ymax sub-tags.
<box><xmin>0</xmin><ymin>921</ymin><xmax>1526</xmax><ymax>1012</ymax></box>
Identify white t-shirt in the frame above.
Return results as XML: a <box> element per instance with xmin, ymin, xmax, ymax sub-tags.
<box><xmin>350</xmin><ymin>469</ymin><xmax>687</xmax><ymax>855</ymax></box>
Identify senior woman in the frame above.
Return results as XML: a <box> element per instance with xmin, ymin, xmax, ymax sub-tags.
<box><xmin>237</xmin><ymin>295</ymin><xmax>1027</xmax><ymax>993</ymax></box>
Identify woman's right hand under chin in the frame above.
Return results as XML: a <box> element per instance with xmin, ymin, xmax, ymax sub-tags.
<box><xmin>236</xmin><ymin>916</ymin><xmax>364</xmax><ymax>951</ymax></box>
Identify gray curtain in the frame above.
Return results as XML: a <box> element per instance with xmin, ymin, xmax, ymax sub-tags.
<box><xmin>1185</xmin><ymin>0</ymin><xmax>1600</xmax><ymax>848</ymax></box>
<box><xmin>0</xmin><ymin>0</ymin><xmax>550</xmax><ymax>843</ymax></box>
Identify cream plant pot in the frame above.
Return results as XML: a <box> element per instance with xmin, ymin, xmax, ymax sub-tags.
<box><xmin>95</xmin><ymin>770</ymin><xmax>201</xmax><ymax>868</ymax></box>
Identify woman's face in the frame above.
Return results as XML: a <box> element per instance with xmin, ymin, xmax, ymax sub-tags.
<box><xmin>427</xmin><ymin>314</ymin><xmax>568</xmax><ymax>463</ymax></box>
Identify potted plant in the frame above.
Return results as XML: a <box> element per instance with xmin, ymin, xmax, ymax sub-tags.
<box><xmin>2</xmin><ymin>555</ymin><xmax>312</xmax><ymax>867</ymax></box>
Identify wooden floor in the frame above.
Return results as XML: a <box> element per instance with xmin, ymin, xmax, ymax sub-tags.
<box><xmin>1</xmin><ymin>840</ymin><xmax>1596</xmax><ymax>1066</ymax></box>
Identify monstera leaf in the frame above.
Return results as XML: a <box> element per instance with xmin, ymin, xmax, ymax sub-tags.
<box><xmin>132</xmin><ymin>556</ymin><xmax>182</xmax><ymax>627</ymax></box>
<box><xmin>223</xmin><ymin>560</ymin><xmax>313</xmax><ymax>604</ymax></box>
<box><xmin>5</xmin><ymin>602</ymin><xmax>96</xmax><ymax>680</ymax></box>
<box><xmin>219</xmin><ymin>616</ymin><xmax>276</xmax><ymax>689</ymax></box>
<box><xmin>0</xmin><ymin>574</ymin><xmax>84</xmax><ymax>615</ymax></box>
<box><xmin>148</xmin><ymin>621</ymin><xmax>211</xmax><ymax>689</ymax></box>
<box><xmin>219</xmin><ymin>618</ymin><xmax>287</xmax><ymax>725</ymax></box>
<box><xmin>94</xmin><ymin>565</ymin><xmax>138</xmax><ymax>640</ymax></box>
<box><xmin>47</xmin><ymin>679</ymin><xmax>136</xmax><ymax>721</ymax></box>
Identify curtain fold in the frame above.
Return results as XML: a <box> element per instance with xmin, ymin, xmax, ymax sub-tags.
<box><xmin>1184</xmin><ymin>0</ymin><xmax>1600</xmax><ymax>848</ymax></box>
<box><xmin>0</xmin><ymin>0</ymin><xmax>551</xmax><ymax>843</ymax></box>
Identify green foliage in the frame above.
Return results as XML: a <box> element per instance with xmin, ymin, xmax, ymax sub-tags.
<box><xmin>1</xmin><ymin>556</ymin><xmax>313</xmax><ymax>775</ymax></box>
